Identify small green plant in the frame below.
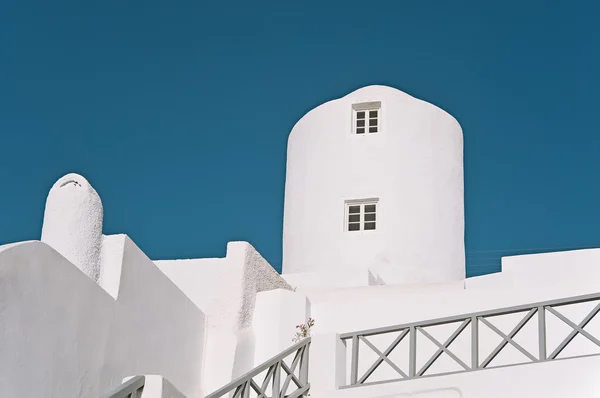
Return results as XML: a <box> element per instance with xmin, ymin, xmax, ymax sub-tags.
<box><xmin>292</xmin><ymin>318</ymin><xmax>315</xmax><ymax>343</ymax></box>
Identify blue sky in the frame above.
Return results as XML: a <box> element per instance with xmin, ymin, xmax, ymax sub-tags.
<box><xmin>1</xmin><ymin>1</ymin><xmax>599</xmax><ymax>276</ymax></box>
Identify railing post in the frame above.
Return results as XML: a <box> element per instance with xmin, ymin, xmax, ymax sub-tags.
<box><xmin>350</xmin><ymin>335</ymin><xmax>359</xmax><ymax>385</ymax></box>
<box><xmin>272</xmin><ymin>361</ymin><xmax>281</xmax><ymax>398</ymax></box>
<box><xmin>471</xmin><ymin>316</ymin><xmax>479</xmax><ymax>370</ymax></box>
<box><xmin>300</xmin><ymin>342</ymin><xmax>310</xmax><ymax>389</ymax></box>
<box><xmin>242</xmin><ymin>381</ymin><xmax>250</xmax><ymax>398</ymax></box>
<box><xmin>538</xmin><ymin>306</ymin><xmax>546</xmax><ymax>361</ymax></box>
<box><xmin>409</xmin><ymin>326</ymin><xmax>417</xmax><ymax>378</ymax></box>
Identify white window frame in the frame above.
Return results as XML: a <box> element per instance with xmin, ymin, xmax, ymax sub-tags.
<box><xmin>345</xmin><ymin>198</ymin><xmax>378</xmax><ymax>232</ymax></box>
<box><xmin>352</xmin><ymin>101</ymin><xmax>381</xmax><ymax>135</ymax></box>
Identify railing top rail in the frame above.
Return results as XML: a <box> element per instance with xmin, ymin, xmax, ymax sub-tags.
<box><xmin>102</xmin><ymin>375</ymin><xmax>145</xmax><ymax>398</ymax></box>
<box><xmin>204</xmin><ymin>337</ymin><xmax>311</xmax><ymax>398</ymax></box>
<box><xmin>340</xmin><ymin>291</ymin><xmax>600</xmax><ymax>339</ymax></box>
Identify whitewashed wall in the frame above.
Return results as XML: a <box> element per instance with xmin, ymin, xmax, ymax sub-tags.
<box><xmin>309</xmin><ymin>354</ymin><xmax>600</xmax><ymax>398</ymax></box>
<box><xmin>156</xmin><ymin>241</ymin><xmax>292</xmax><ymax>394</ymax></box>
<box><xmin>282</xmin><ymin>85</ymin><xmax>464</xmax><ymax>285</ymax></box>
<box><xmin>0</xmin><ymin>238</ymin><xmax>206</xmax><ymax>398</ymax></box>
<box><xmin>291</xmin><ymin>249</ymin><xmax>600</xmax><ymax>396</ymax></box>
<box><xmin>136</xmin><ymin>375</ymin><xmax>187</xmax><ymax>398</ymax></box>
<box><xmin>0</xmin><ymin>241</ymin><xmax>113</xmax><ymax>397</ymax></box>
<box><xmin>252</xmin><ymin>289</ymin><xmax>311</xmax><ymax>365</ymax></box>
<box><xmin>101</xmin><ymin>235</ymin><xmax>206</xmax><ymax>397</ymax></box>
<box><xmin>467</xmin><ymin>248</ymin><xmax>600</xmax><ymax>295</ymax></box>
<box><xmin>282</xmin><ymin>270</ymin><xmax>383</xmax><ymax>291</ymax></box>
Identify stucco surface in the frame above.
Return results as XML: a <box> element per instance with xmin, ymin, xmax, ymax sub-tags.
<box><xmin>41</xmin><ymin>173</ymin><xmax>103</xmax><ymax>282</ymax></box>
<box><xmin>0</xmin><ymin>238</ymin><xmax>206</xmax><ymax>398</ymax></box>
<box><xmin>252</xmin><ymin>289</ymin><xmax>311</xmax><ymax>365</ymax></box>
<box><xmin>155</xmin><ymin>241</ymin><xmax>291</xmax><ymax>393</ymax></box>
<box><xmin>134</xmin><ymin>375</ymin><xmax>187</xmax><ymax>398</ymax></box>
<box><xmin>282</xmin><ymin>270</ymin><xmax>383</xmax><ymax>291</ymax></box>
<box><xmin>466</xmin><ymin>249</ymin><xmax>600</xmax><ymax>296</ymax></box>
<box><xmin>101</xmin><ymin>236</ymin><xmax>206</xmax><ymax>398</ymax></box>
<box><xmin>0</xmin><ymin>241</ymin><xmax>113</xmax><ymax>397</ymax></box>
<box><xmin>310</xmin><ymin>354</ymin><xmax>600</xmax><ymax>398</ymax></box>
<box><xmin>99</xmin><ymin>234</ymin><xmax>127</xmax><ymax>298</ymax></box>
<box><xmin>282</xmin><ymin>85</ymin><xmax>464</xmax><ymax>285</ymax></box>
<box><xmin>156</xmin><ymin>241</ymin><xmax>291</xmax><ymax>331</ymax></box>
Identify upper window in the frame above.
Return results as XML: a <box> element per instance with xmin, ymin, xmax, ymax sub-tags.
<box><xmin>352</xmin><ymin>101</ymin><xmax>381</xmax><ymax>135</ymax></box>
<box><xmin>346</xmin><ymin>200</ymin><xmax>377</xmax><ymax>231</ymax></box>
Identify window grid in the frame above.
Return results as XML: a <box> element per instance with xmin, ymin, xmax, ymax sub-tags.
<box><xmin>346</xmin><ymin>202</ymin><xmax>377</xmax><ymax>231</ymax></box>
<box><xmin>354</xmin><ymin>108</ymin><xmax>379</xmax><ymax>134</ymax></box>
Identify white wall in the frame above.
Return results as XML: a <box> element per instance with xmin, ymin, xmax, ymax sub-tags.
<box><xmin>156</xmin><ymin>242</ymin><xmax>292</xmax><ymax>330</ymax></box>
<box><xmin>156</xmin><ymin>241</ymin><xmax>292</xmax><ymax>394</ymax></box>
<box><xmin>296</xmin><ymin>259</ymin><xmax>600</xmax><ymax>394</ymax></box>
<box><xmin>0</xmin><ymin>238</ymin><xmax>207</xmax><ymax>398</ymax></box>
<box><xmin>0</xmin><ymin>241</ymin><xmax>113</xmax><ymax>398</ymax></box>
<box><xmin>154</xmin><ymin>256</ymin><xmax>231</xmax><ymax>329</ymax></box>
<box><xmin>101</xmin><ymin>235</ymin><xmax>206</xmax><ymax>398</ymax></box>
<box><xmin>99</xmin><ymin>234</ymin><xmax>127</xmax><ymax>299</ymax></box>
<box><xmin>310</xmin><ymin>354</ymin><xmax>600</xmax><ymax>398</ymax></box>
<box><xmin>138</xmin><ymin>375</ymin><xmax>187</xmax><ymax>398</ymax></box>
<box><xmin>252</xmin><ymin>289</ymin><xmax>311</xmax><ymax>365</ymax></box>
<box><xmin>282</xmin><ymin>269</ymin><xmax>383</xmax><ymax>291</ymax></box>
<box><xmin>466</xmin><ymin>249</ymin><xmax>600</xmax><ymax>296</ymax></box>
<box><xmin>282</xmin><ymin>85</ymin><xmax>464</xmax><ymax>286</ymax></box>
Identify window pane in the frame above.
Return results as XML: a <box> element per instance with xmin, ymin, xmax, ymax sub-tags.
<box><xmin>364</xmin><ymin>222</ymin><xmax>376</xmax><ymax>230</ymax></box>
<box><xmin>356</xmin><ymin>120</ymin><xmax>365</xmax><ymax>127</ymax></box>
<box><xmin>356</xmin><ymin>128</ymin><xmax>365</xmax><ymax>134</ymax></box>
<box><xmin>369</xmin><ymin>127</ymin><xmax>378</xmax><ymax>133</ymax></box>
<box><xmin>349</xmin><ymin>205</ymin><xmax>361</xmax><ymax>214</ymax></box>
<box><xmin>364</xmin><ymin>213</ymin><xmax>376</xmax><ymax>222</ymax></box>
<box><xmin>356</xmin><ymin>111</ymin><xmax>365</xmax><ymax>119</ymax></box>
<box><xmin>364</xmin><ymin>204</ymin><xmax>376</xmax><ymax>213</ymax></box>
<box><xmin>349</xmin><ymin>214</ymin><xmax>360</xmax><ymax>223</ymax></box>
<box><xmin>348</xmin><ymin>223</ymin><xmax>360</xmax><ymax>231</ymax></box>
<box><xmin>369</xmin><ymin>110</ymin><xmax>378</xmax><ymax>118</ymax></box>
<box><xmin>369</xmin><ymin>118</ymin><xmax>378</xmax><ymax>126</ymax></box>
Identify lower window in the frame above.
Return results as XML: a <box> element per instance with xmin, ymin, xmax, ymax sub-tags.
<box><xmin>346</xmin><ymin>200</ymin><xmax>377</xmax><ymax>231</ymax></box>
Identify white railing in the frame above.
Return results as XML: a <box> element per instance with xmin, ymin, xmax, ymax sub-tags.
<box><xmin>340</xmin><ymin>292</ymin><xmax>600</xmax><ymax>388</ymax></box>
<box><xmin>102</xmin><ymin>338</ymin><xmax>311</xmax><ymax>398</ymax></box>
<box><xmin>206</xmin><ymin>337</ymin><xmax>311</xmax><ymax>398</ymax></box>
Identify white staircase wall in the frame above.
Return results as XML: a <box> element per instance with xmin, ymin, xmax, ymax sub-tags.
<box><xmin>0</xmin><ymin>237</ymin><xmax>207</xmax><ymax>398</ymax></box>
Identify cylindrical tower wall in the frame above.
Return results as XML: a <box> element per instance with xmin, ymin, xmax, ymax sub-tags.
<box><xmin>41</xmin><ymin>173</ymin><xmax>103</xmax><ymax>282</ymax></box>
<box><xmin>282</xmin><ymin>85</ymin><xmax>464</xmax><ymax>284</ymax></box>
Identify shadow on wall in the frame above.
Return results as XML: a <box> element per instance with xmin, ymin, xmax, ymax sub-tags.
<box><xmin>232</xmin><ymin>329</ymin><xmax>256</xmax><ymax>382</ymax></box>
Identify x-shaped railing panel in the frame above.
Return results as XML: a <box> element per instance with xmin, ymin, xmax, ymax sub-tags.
<box><xmin>340</xmin><ymin>292</ymin><xmax>600</xmax><ymax>388</ymax></box>
<box><xmin>102</xmin><ymin>339</ymin><xmax>311</xmax><ymax>398</ymax></box>
<box><xmin>205</xmin><ymin>338</ymin><xmax>311</xmax><ymax>398</ymax></box>
<box><xmin>416</xmin><ymin>319</ymin><xmax>471</xmax><ymax>376</ymax></box>
<box><xmin>479</xmin><ymin>308</ymin><xmax>538</xmax><ymax>368</ymax></box>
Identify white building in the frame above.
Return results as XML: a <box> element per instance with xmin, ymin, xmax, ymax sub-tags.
<box><xmin>283</xmin><ymin>85</ymin><xmax>464</xmax><ymax>285</ymax></box>
<box><xmin>1</xmin><ymin>85</ymin><xmax>599</xmax><ymax>398</ymax></box>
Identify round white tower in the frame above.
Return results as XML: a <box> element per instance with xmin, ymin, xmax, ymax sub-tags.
<box><xmin>41</xmin><ymin>173</ymin><xmax>103</xmax><ymax>282</ymax></box>
<box><xmin>282</xmin><ymin>85</ymin><xmax>465</xmax><ymax>285</ymax></box>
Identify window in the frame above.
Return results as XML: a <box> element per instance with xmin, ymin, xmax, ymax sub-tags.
<box><xmin>346</xmin><ymin>200</ymin><xmax>377</xmax><ymax>231</ymax></box>
<box><xmin>352</xmin><ymin>102</ymin><xmax>381</xmax><ymax>134</ymax></box>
